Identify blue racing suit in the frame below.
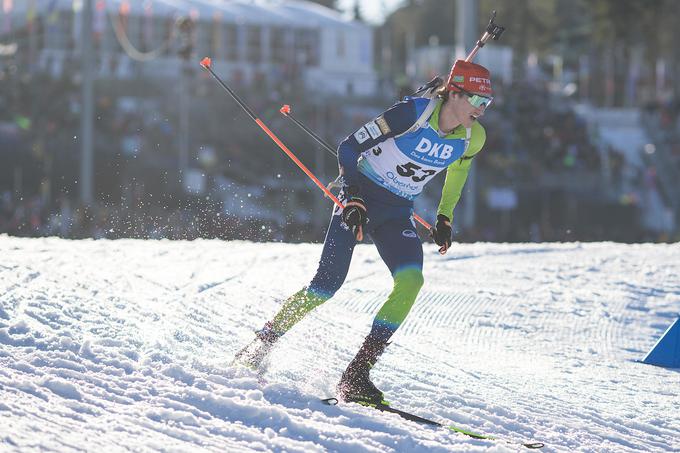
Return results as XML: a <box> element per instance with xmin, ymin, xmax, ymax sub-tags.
<box><xmin>269</xmin><ymin>96</ymin><xmax>486</xmax><ymax>343</ymax></box>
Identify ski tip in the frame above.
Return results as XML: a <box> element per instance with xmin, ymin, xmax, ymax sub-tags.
<box><xmin>280</xmin><ymin>104</ymin><xmax>291</xmax><ymax>115</ymax></box>
<box><xmin>524</xmin><ymin>442</ymin><xmax>545</xmax><ymax>449</ymax></box>
<box><xmin>321</xmin><ymin>397</ymin><xmax>339</xmax><ymax>406</ymax></box>
<box><xmin>200</xmin><ymin>57</ymin><xmax>212</xmax><ymax>68</ymax></box>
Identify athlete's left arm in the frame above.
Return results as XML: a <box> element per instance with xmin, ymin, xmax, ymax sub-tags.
<box><xmin>436</xmin><ymin>122</ymin><xmax>486</xmax><ymax>222</ymax></box>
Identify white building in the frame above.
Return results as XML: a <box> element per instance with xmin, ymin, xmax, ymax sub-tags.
<box><xmin>1</xmin><ymin>0</ymin><xmax>377</xmax><ymax>96</ymax></box>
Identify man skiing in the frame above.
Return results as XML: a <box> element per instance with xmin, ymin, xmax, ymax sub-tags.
<box><xmin>234</xmin><ymin>60</ymin><xmax>492</xmax><ymax>405</ymax></box>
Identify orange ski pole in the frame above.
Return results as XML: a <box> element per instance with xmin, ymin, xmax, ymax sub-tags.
<box><xmin>278</xmin><ymin>104</ymin><xmax>433</xmax><ymax>232</ymax></box>
<box><xmin>200</xmin><ymin>57</ymin><xmax>441</xmax><ymax>250</ymax></box>
<box><xmin>200</xmin><ymin>57</ymin><xmax>344</xmax><ymax>211</ymax></box>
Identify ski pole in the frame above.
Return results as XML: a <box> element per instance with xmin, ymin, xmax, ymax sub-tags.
<box><xmin>199</xmin><ymin>57</ymin><xmax>346</xmax><ymax>213</ymax></box>
<box><xmin>278</xmin><ymin>105</ymin><xmax>344</xmax><ymax>200</ymax></box>
<box><xmin>464</xmin><ymin>10</ymin><xmax>505</xmax><ymax>63</ymax></box>
<box><xmin>280</xmin><ymin>105</ymin><xmax>338</xmax><ymax>158</ymax></box>
<box><xmin>200</xmin><ymin>58</ymin><xmax>442</xmax><ymax>250</ymax></box>
<box><xmin>278</xmin><ymin>104</ymin><xmax>435</xmax><ymax>234</ymax></box>
<box><xmin>446</xmin><ymin>12</ymin><xmax>505</xmax><ymax>88</ymax></box>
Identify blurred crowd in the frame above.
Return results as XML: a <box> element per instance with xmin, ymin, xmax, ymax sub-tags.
<box><xmin>479</xmin><ymin>81</ymin><xmax>607</xmax><ymax>179</ymax></box>
<box><xmin>0</xmin><ymin>190</ymin><xmax>310</xmax><ymax>242</ymax></box>
<box><xmin>0</xmin><ymin>68</ymin><xmax>344</xmax><ymax>242</ymax></box>
<box><xmin>0</xmin><ymin>69</ymin><xmax>659</xmax><ymax>243</ymax></box>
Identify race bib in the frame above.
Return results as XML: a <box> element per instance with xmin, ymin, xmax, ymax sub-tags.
<box><xmin>357</xmin><ymin>128</ymin><xmax>468</xmax><ymax>200</ymax></box>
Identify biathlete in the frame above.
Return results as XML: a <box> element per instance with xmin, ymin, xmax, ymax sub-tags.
<box><xmin>235</xmin><ymin>60</ymin><xmax>493</xmax><ymax>405</ymax></box>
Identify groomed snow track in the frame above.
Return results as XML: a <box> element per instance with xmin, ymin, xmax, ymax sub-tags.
<box><xmin>1</xmin><ymin>237</ymin><xmax>679</xmax><ymax>452</ymax></box>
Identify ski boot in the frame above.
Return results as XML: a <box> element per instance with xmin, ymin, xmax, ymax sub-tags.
<box><xmin>231</xmin><ymin>321</ymin><xmax>282</xmax><ymax>370</ymax></box>
<box><xmin>337</xmin><ymin>333</ymin><xmax>390</xmax><ymax>406</ymax></box>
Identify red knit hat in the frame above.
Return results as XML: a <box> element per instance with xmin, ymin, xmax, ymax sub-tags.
<box><xmin>446</xmin><ymin>60</ymin><xmax>493</xmax><ymax>95</ymax></box>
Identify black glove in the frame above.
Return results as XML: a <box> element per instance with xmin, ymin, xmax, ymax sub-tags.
<box><xmin>342</xmin><ymin>187</ymin><xmax>367</xmax><ymax>241</ymax></box>
<box><xmin>430</xmin><ymin>214</ymin><xmax>452</xmax><ymax>254</ymax></box>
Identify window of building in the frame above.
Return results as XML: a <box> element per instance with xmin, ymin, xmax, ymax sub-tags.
<box><xmin>126</xmin><ymin>16</ymin><xmax>141</xmax><ymax>51</ymax></box>
<box><xmin>247</xmin><ymin>25</ymin><xmax>261</xmax><ymax>63</ymax></box>
<box><xmin>149</xmin><ymin>16</ymin><xmax>167</xmax><ymax>54</ymax></box>
<box><xmin>210</xmin><ymin>16</ymin><xmax>221</xmax><ymax>58</ymax></box>
<box><xmin>336</xmin><ymin>30</ymin><xmax>345</xmax><ymax>58</ymax></box>
<box><xmin>294</xmin><ymin>29</ymin><xmax>319</xmax><ymax>67</ymax></box>
<box><xmin>162</xmin><ymin>17</ymin><xmax>173</xmax><ymax>56</ymax></box>
<box><xmin>359</xmin><ymin>36</ymin><xmax>370</xmax><ymax>65</ymax></box>
<box><xmin>224</xmin><ymin>23</ymin><xmax>238</xmax><ymax>61</ymax></box>
<box><xmin>196</xmin><ymin>21</ymin><xmax>211</xmax><ymax>58</ymax></box>
<box><xmin>270</xmin><ymin>27</ymin><xmax>286</xmax><ymax>64</ymax></box>
<box><xmin>139</xmin><ymin>16</ymin><xmax>150</xmax><ymax>52</ymax></box>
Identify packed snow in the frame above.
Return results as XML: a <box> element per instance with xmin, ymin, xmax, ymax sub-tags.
<box><xmin>0</xmin><ymin>235</ymin><xmax>679</xmax><ymax>452</ymax></box>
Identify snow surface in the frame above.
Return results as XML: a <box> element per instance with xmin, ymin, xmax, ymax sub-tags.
<box><xmin>0</xmin><ymin>235</ymin><xmax>679</xmax><ymax>452</ymax></box>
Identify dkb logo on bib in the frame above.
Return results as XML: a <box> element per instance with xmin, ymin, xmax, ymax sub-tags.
<box><xmin>414</xmin><ymin>138</ymin><xmax>453</xmax><ymax>160</ymax></box>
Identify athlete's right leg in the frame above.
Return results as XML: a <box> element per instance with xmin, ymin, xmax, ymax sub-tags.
<box><xmin>233</xmin><ymin>211</ymin><xmax>355</xmax><ymax>367</ymax></box>
<box><xmin>269</xmin><ymin>212</ymin><xmax>356</xmax><ymax>334</ymax></box>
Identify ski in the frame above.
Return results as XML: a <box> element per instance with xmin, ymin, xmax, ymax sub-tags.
<box><xmin>321</xmin><ymin>397</ymin><xmax>544</xmax><ymax>449</ymax></box>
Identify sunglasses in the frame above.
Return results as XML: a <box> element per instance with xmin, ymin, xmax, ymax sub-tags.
<box><xmin>451</xmin><ymin>83</ymin><xmax>493</xmax><ymax>109</ymax></box>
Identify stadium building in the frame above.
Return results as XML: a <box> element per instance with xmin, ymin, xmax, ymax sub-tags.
<box><xmin>1</xmin><ymin>0</ymin><xmax>377</xmax><ymax>96</ymax></box>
